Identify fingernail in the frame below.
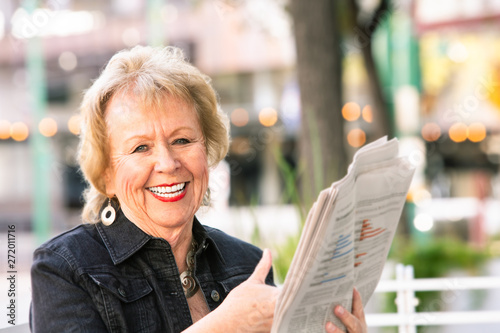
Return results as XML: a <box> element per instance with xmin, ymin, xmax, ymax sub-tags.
<box><xmin>336</xmin><ymin>306</ymin><xmax>344</xmax><ymax>315</ymax></box>
<box><xmin>326</xmin><ymin>322</ymin><xmax>336</xmax><ymax>331</ymax></box>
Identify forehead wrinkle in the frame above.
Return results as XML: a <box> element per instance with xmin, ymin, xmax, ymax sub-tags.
<box><xmin>106</xmin><ymin>91</ymin><xmax>202</xmax><ymax>146</ymax></box>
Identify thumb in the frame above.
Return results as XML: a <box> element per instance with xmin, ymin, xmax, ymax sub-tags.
<box><xmin>248</xmin><ymin>248</ymin><xmax>272</xmax><ymax>283</ymax></box>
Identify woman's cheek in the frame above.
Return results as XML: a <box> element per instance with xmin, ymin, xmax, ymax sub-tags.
<box><xmin>116</xmin><ymin>164</ymin><xmax>147</xmax><ymax>194</ymax></box>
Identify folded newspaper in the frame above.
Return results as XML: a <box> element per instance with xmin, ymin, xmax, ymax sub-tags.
<box><xmin>271</xmin><ymin>136</ymin><xmax>415</xmax><ymax>333</ymax></box>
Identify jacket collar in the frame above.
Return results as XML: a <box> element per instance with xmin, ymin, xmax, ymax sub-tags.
<box><xmin>96</xmin><ymin>203</ymin><xmax>224</xmax><ymax>265</ymax></box>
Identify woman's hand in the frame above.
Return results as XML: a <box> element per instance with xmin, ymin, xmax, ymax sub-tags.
<box><xmin>325</xmin><ymin>288</ymin><xmax>367</xmax><ymax>333</ymax></box>
<box><xmin>185</xmin><ymin>249</ymin><xmax>279</xmax><ymax>333</ymax></box>
<box><xmin>216</xmin><ymin>248</ymin><xmax>280</xmax><ymax>332</ymax></box>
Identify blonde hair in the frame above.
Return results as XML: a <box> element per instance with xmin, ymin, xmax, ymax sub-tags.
<box><xmin>78</xmin><ymin>46</ymin><xmax>229</xmax><ymax>223</ymax></box>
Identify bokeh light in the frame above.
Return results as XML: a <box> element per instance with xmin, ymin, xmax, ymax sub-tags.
<box><xmin>421</xmin><ymin>122</ymin><xmax>441</xmax><ymax>142</ymax></box>
<box><xmin>39</xmin><ymin>117</ymin><xmax>58</xmax><ymax>137</ymax></box>
<box><xmin>68</xmin><ymin>115</ymin><xmax>81</xmax><ymax>135</ymax></box>
<box><xmin>342</xmin><ymin>102</ymin><xmax>361</xmax><ymax>121</ymax></box>
<box><xmin>258</xmin><ymin>107</ymin><xmax>278</xmax><ymax>127</ymax></box>
<box><xmin>413</xmin><ymin>188</ymin><xmax>432</xmax><ymax>207</ymax></box>
<box><xmin>58</xmin><ymin>52</ymin><xmax>77</xmax><ymax>71</ymax></box>
<box><xmin>414</xmin><ymin>213</ymin><xmax>434</xmax><ymax>232</ymax></box>
<box><xmin>347</xmin><ymin>128</ymin><xmax>366</xmax><ymax>147</ymax></box>
<box><xmin>448</xmin><ymin>122</ymin><xmax>467</xmax><ymax>142</ymax></box>
<box><xmin>468</xmin><ymin>122</ymin><xmax>486</xmax><ymax>143</ymax></box>
<box><xmin>361</xmin><ymin>105</ymin><xmax>373</xmax><ymax>123</ymax></box>
<box><xmin>0</xmin><ymin>120</ymin><xmax>11</xmax><ymax>139</ymax></box>
<box><xmin>231</xmin><ymin>108</ymin><xmax>249</xmax><ymax>127</ymax></box>
<box><xmin>10</xmin><ymin>122</ymin><xmax>29</xmax><ymax>141</ymax></box>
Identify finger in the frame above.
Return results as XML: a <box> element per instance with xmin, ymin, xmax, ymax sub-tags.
<box><xmin>352</xmin><ymin>287</ymin><xmax>366</xmax><ymax>326</ymax></box>
<box><xmin>325</xmin><ymin>321</ymin><xmax>345</xmax><ymax>333</ymax></box>
<box><xmin>248</xmin><ymin>249</ymin><xmax>272</xmax><ymax>283</ymax></box>
<box><xmin>334</xmin><ymin>305</ymin><xmax>359</xmax><ymax>333</ymax></box>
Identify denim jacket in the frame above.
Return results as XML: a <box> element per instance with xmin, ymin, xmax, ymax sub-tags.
<box><xmin>30</xmin><ymin>210</ymin><xmax>273</xmax><ymax>332</ymax></box>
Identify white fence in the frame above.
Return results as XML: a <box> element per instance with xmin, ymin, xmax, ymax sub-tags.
<box><xmin>366</xmin><ymin>264</ymin><xmax>500</xmax><ymax>332</ymax></box>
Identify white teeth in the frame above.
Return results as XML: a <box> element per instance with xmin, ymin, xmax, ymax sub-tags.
<box><xmin>151</xmin><ymin>190</ymin><xmax>183</xmax><ymax>198</ymax></box>
<box><xmin>148</xmin><ymin>183</ymin><xmax>186</xmax><ymax>197</ymax></box>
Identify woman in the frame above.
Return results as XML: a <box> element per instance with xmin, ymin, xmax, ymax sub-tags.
<box><xmin>30</xmin><ymin>46</ymin><xmax>366</xmax><ymax>333</ymax></box>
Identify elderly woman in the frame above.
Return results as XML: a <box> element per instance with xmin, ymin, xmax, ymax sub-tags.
<box><xmin>30</xmin><ymin>46</ymin><xmax>367</xmax><ymax>333</ymax></box>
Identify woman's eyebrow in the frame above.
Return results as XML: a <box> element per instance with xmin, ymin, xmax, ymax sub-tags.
<box><xmin>120</xmin><ymin>127</ymin><xmax>197</xmax><ymax>144</ymax></box>
<box><xmin>121</xmin><ymin>133</ymin><xmax>151</xmax><ymax>145</ymax></box>
<box><xmin>169</xmin><ymin>126</ymin><xmax>197</xmax><ymax>135</ymax></box>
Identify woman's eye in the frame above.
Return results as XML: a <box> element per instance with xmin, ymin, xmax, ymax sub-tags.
<box><xmin>133</xmin><ymin>145</ymin><xmax>148</xmax><ymax>153</ymax></box>
<box><xmin>174</xmin><ymin>138</ymin><xmax>190</xmax><ymax>145</ymax></box>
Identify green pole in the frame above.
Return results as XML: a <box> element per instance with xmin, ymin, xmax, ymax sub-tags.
<box><xmin>25</xmin><ymin>0</ymin><xmax>51</xmax><ymax>244</ymax></box>
<box><xmin>390</xmin><ymin>10</ymin><xmax>424</xmax><ymax>244</ymax></box>
<box><xmin>373</xmin><ymin>16</ymin><xmax>396</xmax><ymax>135</ymax></box>
<box><xmin>373</xmin><ymin>9</ymin><xmax>425</xmax><ymax>243</ymax></box>
<box><xmin>147</xmin><ymin>0</ymin><xmax>166</xmax><ymax>47</ymax></box>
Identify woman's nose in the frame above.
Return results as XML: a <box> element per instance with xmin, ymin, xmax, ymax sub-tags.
<box><xmin>154</xmin><ymin>146</ymin><xmax>181</xmax><ymax>173</ymax></box>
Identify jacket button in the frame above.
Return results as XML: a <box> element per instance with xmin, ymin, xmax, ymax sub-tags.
<box><xmin>118</xmin><ymin>287</ymin><xmax>126</xmax><ymax>297</ymax></box>
<box><xmin>210</xmin><ymin>290</ymin><xmax>220</xmax><ymax>302</ymax></box>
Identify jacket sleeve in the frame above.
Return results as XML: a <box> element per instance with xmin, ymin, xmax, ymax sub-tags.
<box><xmin>30</xmin><ymin>247</ymin><xmax>108</xmax><ymax>333</ymax></box>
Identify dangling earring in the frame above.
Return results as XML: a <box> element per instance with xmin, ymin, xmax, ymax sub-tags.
<box><xmin>202</xmin><ymin>188</ymin><xmax>211</xmax><ymax>206</ymax></box>
<box><xmin>101</xmin><ymin>198</ymin><xmax>116</xmax><ymax>226</ymax></box>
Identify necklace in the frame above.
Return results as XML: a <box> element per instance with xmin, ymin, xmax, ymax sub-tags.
<box><xmin>180</xmin><ymin>240</ymin><xmax>199</xmax><ymax>298</ymax></box>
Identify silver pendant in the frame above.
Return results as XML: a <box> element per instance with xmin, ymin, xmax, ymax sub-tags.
<box><xmin>180</xmin><ymin>240</ymin><xmax>199</xmax><ymax>298</ymax></box>
<box><xmin>180</xmin><ymin>271</ymin><xmax>199</xmax><ymax>298</ymax></box>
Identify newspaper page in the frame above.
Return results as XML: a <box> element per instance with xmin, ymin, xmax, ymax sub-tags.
<box><xmin>271</xmin><ymin>137</ymin><xmax>415</xmax><ymax>333</ymax></box>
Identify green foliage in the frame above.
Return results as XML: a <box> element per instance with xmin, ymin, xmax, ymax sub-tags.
<box><xmin>392</xmin><ymin>237</ymin><xmax>490</xmax><ymax>279</ymax></box>
<box><xmin>249</xmin><ymin>193</ymin><xmax>262</xmax><ymax>247</ymax></box>
<box><xmin>273</xmin><ymin>233</ymin><xmax>301</xmax><ymax>284</ymax></box>
<box><xmin>273</xmin><ymin>147</ymin><xmax>306</xmax><ymax>222</ymax></box>
<box><xmin>385</xmin><ymin>236</ymin><xmax>490</xmax><ymax>323</ymax></box>
<box><xmin>270</xmin><ymin>147</ymin><xmax>309</xmax><ymax>284</ymax></box>
<box><xmin>238</xmin><ymin>147</ymin><xmax>305</xmax><ymax>284</ymax></box>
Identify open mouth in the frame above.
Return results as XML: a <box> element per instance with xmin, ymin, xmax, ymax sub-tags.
<box><xmin>147</xmin><ymin>182</ymin><xmax>187</xmax><ymax>202</ymax></box>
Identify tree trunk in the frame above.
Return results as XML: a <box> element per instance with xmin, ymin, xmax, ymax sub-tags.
<box><xmin>290</xmin><ymin>0</ymin><xmax>347</xmax><ymax>203</ymax></box>
<box><xmin>349</xmin><ymin>0</ymin><xmax>393</xmax><ymax>139</ymax></box>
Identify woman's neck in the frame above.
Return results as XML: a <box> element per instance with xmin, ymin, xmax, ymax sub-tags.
<box><xmin>121</xmin><ymin>208</ymin><xmax>194</xmax><ymax>271</ymax></box>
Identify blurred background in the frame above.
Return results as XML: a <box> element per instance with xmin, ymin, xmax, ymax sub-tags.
<box><xmin>1</xmin><ymin>0</ymin><xmax>500</xmax><ymax>331</ymax></box>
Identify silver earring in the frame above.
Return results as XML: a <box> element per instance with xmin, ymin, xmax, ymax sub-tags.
<box><xmin>202</xmin><ymin>188</ymin><xmax>211</xmax><ymax>206</ymax></box>
<box><xmin>101</xmin><ymin>198</ymin><xmax>116</xmax><ymax>226</ymax></box>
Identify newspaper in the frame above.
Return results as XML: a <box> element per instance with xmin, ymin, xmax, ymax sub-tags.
<box><xmin>271</xmin><ymin>137</ymin><xmax>415</xmax><ymax>332</ymax></box>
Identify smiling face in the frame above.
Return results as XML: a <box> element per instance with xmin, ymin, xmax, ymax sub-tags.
<box><xmin>103</xmin><ymin>93</ymin><xmax>208</xmax><ymax>239</ymax></box>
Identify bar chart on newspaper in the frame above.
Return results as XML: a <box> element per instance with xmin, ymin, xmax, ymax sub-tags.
<box><xmin>271</xmin><ymin>137</ymin><xmax>415</xmax><ymax>333</ymax></box>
